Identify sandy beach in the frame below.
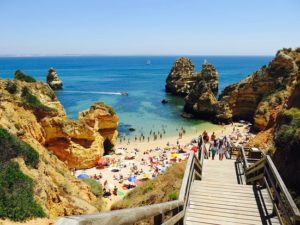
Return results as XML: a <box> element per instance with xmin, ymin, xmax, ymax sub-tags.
<box><xmin>76</xmin><ymin>122</ymin><xmax>253</xmax><ymax>210</ymax></box>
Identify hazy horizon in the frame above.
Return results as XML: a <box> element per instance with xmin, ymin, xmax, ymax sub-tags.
<box><xmin>0</xmin><ymin>0</ymin><xmax>299</xmax><ymax>56</ymax></box>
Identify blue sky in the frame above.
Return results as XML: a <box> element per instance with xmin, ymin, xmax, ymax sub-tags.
<box><xmin>0</xmin><ymin>0</ymin><xmax>299</xmax><ymax>56</ymax></box>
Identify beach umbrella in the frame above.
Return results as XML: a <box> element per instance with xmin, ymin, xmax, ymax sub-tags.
<box><xmin>128</xmin><ymin>175</ymin><xmax>137</xmax><ymax>183</ymax></box>
<box><xmin>97</xmin><ymin>158</ymin><xmax>106</xmax><ymax>166</ymax></box>
<box><xmin>171</xmin><ymin>153</ymin><xmax>178</xmax><ymax>158</ymax></box>
<box><xmin>191</xmin><ymin>146</ymin><xmax>198</xmax><ymax>153</ymax></box>
<box><xmin>77</xmin><ymin>174</ymin><xmax>90</xmax><ymax>179</ymax></box>
<box><xmin>143</xmin><ymin>173</ymin><xmax>151</xmax><ymax>179</ymax></box>
<box><xmin>117</xmin><ymin>191</ymin><xmax>125</xmax><ymax>196</ymax></box>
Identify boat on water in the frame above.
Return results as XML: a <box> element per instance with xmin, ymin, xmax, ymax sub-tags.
<box><xmin>146</xmin><ymin>60</ymin><xmax>151</xmax><ymax>65</ymax></box>
<box><xmin>121</xmin><ymin>92</ymin><xmax>128</xmax><ymax>96</ymax></box>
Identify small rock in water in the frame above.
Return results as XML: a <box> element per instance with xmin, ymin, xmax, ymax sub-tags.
<box><xmin>129</xmin><ymin>128</ymin><xmax>136</xmax><ymax>132</ymax></box>
<box><xmin>161</xmin><ymin>99</ymin><xmax>169</xmax><ymax>104</ymax></box>
<box><xmin>47</xmin><ymin>67</ymin><xmax>63</xmax><ymax>90</ymax></box>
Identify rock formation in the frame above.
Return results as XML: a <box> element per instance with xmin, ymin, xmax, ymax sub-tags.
<box><xmin>216</xmin><ymin>48</ymin><xmax>299</xmax><ymax>129</ymax></box>
<box><xmin>165</xmin><ymin>57</ymin><xmax>197</xmax><ymax>96</ymax></box>
<box><xmin>248</xmin><ymin>49</ymin><xmax>300</xmax><ymax>206</ymax></box>
<box><xmin>184</xmin><ymin>62</ymin><xmax>219</xmax><ymax>119</ymax></box>
<box><xmin>47</xmin><ymin>67</ymin><xmax>63</xmax><ymax>90</ymax></box>
<box><xmin>0</xmin><ymin>78</ymin><xmax>119</xmax><ymax>218</ymax></box>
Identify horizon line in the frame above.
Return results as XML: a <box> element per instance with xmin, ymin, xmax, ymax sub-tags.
<box><xmin>0</xmin><ymin>54</ymin><xmax>274</xmax><ymax>58</ymax></box>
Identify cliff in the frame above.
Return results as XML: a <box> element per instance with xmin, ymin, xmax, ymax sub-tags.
<box><xmin>165</xmin><ymin>57</ymin><xmax>197</xmax><ymax>96</ymax></box>
<box><xmin>184</xmin><ymin>62</ymin><xmax>219</xmax><ymax>119</ymax></box>
<box><xmin>0</xmin><ymin>77</ymin><xmax>118</xmax><ymax>219</ymax></box>
<box><xmin>246</xmin><ymin>48</ymin><xmax>300</xmax><ymax>207</ymax></box>
<box><xmin>216</xmin><ymin>48</ymin><xmax>299</xmax><ymax>129</ymax></box>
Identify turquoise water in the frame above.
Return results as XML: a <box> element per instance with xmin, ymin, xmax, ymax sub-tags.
<box><xmin>0</xmin><ymin>56</ymin><xmax>272</xmax><ymax>137</ymax></box>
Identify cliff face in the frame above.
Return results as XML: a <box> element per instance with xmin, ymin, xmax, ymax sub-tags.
<box><xmin>216</xmin><ymin>49</ymin><xmax>299</xmax><ymax>130</ymax></box>
<box><xmin>0</xmin><ymin>78</ymin><xmax>119</xmax><ymax>218</ymax></box>
<box><xmin>165</xmin><ymin>57</ymin><xmax>197</xmax><ymax>96</ymax></box>
<box><xmin>184</xmin><ymin>62</ymin><xmax>219</xmax><ymax>119</ymax></box>
<box><xmin>246</xmin><ymin>49</ymin><xmax>300</xmax><ymax>207</ymax></box>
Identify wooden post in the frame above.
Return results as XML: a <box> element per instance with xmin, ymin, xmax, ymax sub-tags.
<box><xmin>154</xmin><ymin>214</ymin><xmax>163</xmax><ymax>225</ymax></box>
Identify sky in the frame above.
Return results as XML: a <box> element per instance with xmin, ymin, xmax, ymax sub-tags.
<box><xmin>0</xmin><ymin>0</ymin><xmax>299</xmax><ymax>56</ymax></box>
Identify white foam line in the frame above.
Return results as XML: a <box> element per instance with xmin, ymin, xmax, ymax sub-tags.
<box><xmin>61</xmin><ymin>91</ymin><xmax>122</xmax><ymax>95</ymax></box>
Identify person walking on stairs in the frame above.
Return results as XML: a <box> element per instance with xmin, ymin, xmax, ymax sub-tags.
<box><xmin>218</xmin><ymin>139</ymin><xmax>225</xmax><ymax>160</ymax></box>
<box><xmin>210</xmin><ymin>140</ymin><xmax>218</xmax><ymax>160</ymax></box>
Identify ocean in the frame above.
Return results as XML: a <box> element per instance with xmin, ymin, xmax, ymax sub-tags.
<box><xmin>0</xmin><ymin>56</ymin><xmax>272</xmax><ymax>137</ymax></box>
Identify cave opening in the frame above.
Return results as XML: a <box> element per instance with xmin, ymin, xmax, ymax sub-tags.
<box><xmin>103</xmin><ymin>138</ymin><xmax>114</xmax><ymax>155</ymax></box>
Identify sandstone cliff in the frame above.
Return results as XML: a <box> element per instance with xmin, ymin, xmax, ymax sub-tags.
<box><xmin>0</xmin><ymin>78</ymin><xmax>119</xmax><ymax>218</ymax></box>
<box><xmin>184</xmin><ymin>62</ymin><xmax>218</xmax><ymax>119</ymax></box>
<box><xmin>165</xmin><ymin>57</ymin><xmax>197</xmax><ymax>96</ymax></box>
<box><xmin>246</xmin><ymin>48</ymin><xmax>300</xmax><ymax>207</ymax></box>
<box><xmin>47</xmin><ymin>67</ymin><xmax>63</xmax><ymax>90</ymax></box>
<box><xmin>216</xmin><ymin>48</ymin><xmax>299</xmax><ymax>130</ymax></box>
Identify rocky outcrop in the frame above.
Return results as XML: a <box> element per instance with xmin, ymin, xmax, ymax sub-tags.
<box><xmin>184</xmin><ymin>62</ymin><xmax>219</xmax><ymax>119</ymax></box>
<box><xmin>165</xmin><ymin>57</ymin><xmax>197</xmax><ymax>96</ymax></box>
<box><xmin>216</xmin><ymin>48</ymin><xmax>299</xmax><ymax>129</ymax></box>
<box><xmin>47</xmin><ymin>67</ymin><xmax>63</xmax><ymax>90</ymax></box>
<box><xmin>0</xmin><ymin>78</ymin><xmax>119</xmax><ymax>218</ymax></box>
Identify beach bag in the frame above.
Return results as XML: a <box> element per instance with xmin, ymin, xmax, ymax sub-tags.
<box><xmin>225</xmin><ymin>151</ymin><xmax>230</xmax><ymax>159</ymax></box>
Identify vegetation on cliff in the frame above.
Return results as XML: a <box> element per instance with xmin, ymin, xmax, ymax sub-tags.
<box><xmin>82</xmin><ymin>178</ymin><xmax>103</xmax><ymax>197</ymax></box>
<box><xmin>14</xmin><ymin>70</ymin><xmax>36</xmax><ymax>83</ymax></box>
<box><xmin>0</xmin><ymin>128</ymin><xmax>39</xmax><ymax>168</ymax></box>
<box><xmin>5</xmin><ymin>81</ymin><xmax>18</xmax><ymax>94</ymax></box>
<box><xmin>21</xmin><ymin>87</ymin><xmax>57</xmax><ymax>113</ymax></box>
<box><xmin>0</xmin><ymin>128</ymin><xmax>46</xmax><ymax>221</ymax></box>
<box><xmin>274</xmin><ymin>108</ymin><xmax>300</xmax><ymax>148</ymax></box>
<box><xmin>0</xmin><ymin>77</ymin><xmax>119</xmax><ymax>219</ymax></box>
<box><xmin>111</xmin><ymin>161</ymin><xmax>185</xmax><ymax>210</ymax></box>
<box><xmin>273</xmin><ymin>108</ymin><xmax>300</xmax><ymax>208</ymax></box>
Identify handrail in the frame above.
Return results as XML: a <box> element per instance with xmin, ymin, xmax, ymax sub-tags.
<box><xmin>237</xmin><ymin>144</ymin><xmax>300</xmax><ymax>225</ymax></box>
<box><xmin>56</xmin><ymin>143</ymin><xmax>205</xmax><ymax>225</ymax></box>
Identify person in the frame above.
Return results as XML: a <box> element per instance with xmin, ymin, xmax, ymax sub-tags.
<box><xmin>211</xmin><ymin>132</ymin><xmax>216</xmax><ymax>142</ymax></box>
<box><xmin>218</xmin><ymin>140</ymin><xmax>225</xmax><ymax>160</ymax></box>
<box><xmin>113</xmin><ymin>186</ymin><xmax>118</xmax><ymax>195</ymax></box>
<box><xmin>210</xmin><ymin>140</ymin><xmax>218</xmax><ymax>160</ymax></box>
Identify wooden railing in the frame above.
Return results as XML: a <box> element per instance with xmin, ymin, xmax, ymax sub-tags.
<box><xmin>56</xmin><ymin>149</ymin><xmax>204</xmax><ymax>225</ymax></box>
<box><xmin>237</xmin><ymin>145</ymin><xmax>300</xmax><ymax>225</ymax></box>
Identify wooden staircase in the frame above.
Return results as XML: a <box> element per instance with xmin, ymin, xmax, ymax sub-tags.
<box><xmin>186</xmin><ymin>158</ymin><xmax>280</xmax><ymax>225</ymax></box>
<box><xmin>56</xmin><ymin>143</ymin><xmax>300</xmax><ymax>225</ymax></box>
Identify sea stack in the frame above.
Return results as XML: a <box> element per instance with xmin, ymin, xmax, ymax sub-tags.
<box><xmin>165</xmin><ymin>57</ymin><xmax>197</xmax><ymax>96</ymax></box>
<box><xmin>184</xmin><ymin>61</ymin><xmax>219</xmax><ymax>119</ymax></box>
<box><xmin>47</xmin><ymin>67</ymin><xmax>63</xmax><ymax>90</ymax></box>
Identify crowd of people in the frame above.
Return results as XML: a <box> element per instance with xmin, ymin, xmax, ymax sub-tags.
<box><xmin>74</xmin><ymin>122</ymin><xmax>253</xmax><ymax>209</ymax></box>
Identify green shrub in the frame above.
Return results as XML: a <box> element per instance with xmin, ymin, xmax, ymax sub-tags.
<box><xmin>14</xmin><ymin>70</ymin><xmax>36</xmax><ymax>83</ymax></box>
<box><xmin>275</xmin><ymin>108</ymin><xmax>300</xmax><ymax>148</ymax></box>
<box><xmin>275</xmin><ymin>125</ymin><xmax>296</xmax><ymax>148</ymax></box>
<box><xmin>5</xmin><ymin>81</ymin><xmax>17</xmax><ymax>94</ymax></box>
<box><xmin>82</xmin><ymin>178</ymin><xmax>103</xmax><ymax>197</ymax></box>
<box><xmin>0</xmin><ymin>161</ymin><xmax>46</xmax><ymax>221</ymax></box>
<box><xmin>0</xmin><ymin>128</ymin><xmax>39</xmax><ymax>168</ymax></box>
<box><xmin>168</xmin><ymin>191</ymin><xmax>178</xmax><ymax>200</ymax></box>
<box><xmin>21</xmin><ymin>87</ymin><xmax>56</xmax><ymax>113</ymax></box>
<box><xmin>282</xmin><ymin>108</ymin><xmax>300</xmax><ymax>128</ymax></box>
<box><xmin>144</xmin><ymin>183</ymin><xmax>153</xmax><ymax>193</ymax></box>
